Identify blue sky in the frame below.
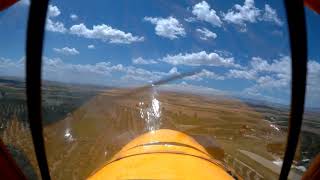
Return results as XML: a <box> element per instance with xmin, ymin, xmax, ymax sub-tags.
<box><xmin>0</xmin><ymin>0</ymin><xmax>319</xmax><ymax>107</ymax></box>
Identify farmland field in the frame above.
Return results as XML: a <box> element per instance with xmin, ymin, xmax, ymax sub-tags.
<box><xmin>0</xmin><ymin>77</ymin><xmax>319</xmax><ymax>179</ymax></box>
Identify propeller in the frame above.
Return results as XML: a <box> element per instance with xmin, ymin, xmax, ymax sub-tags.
<box><xmin>112</xmin><ymin>69</ymin><xmax>202</xmax><ymax>98</ymax></box>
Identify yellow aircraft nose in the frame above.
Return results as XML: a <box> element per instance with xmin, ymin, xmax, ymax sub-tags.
<box><xmin>89</xmin><ymin>129</ymin><xmax>235</xmax><ymax>180</ymax></box>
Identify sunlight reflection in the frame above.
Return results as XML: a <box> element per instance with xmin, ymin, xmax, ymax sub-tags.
<box><xmin>64</xmin><ymin>128</ymin><xmax>74</xmax><ymax>142</ymax></box>
<box><xmin>270</xmin><ymin>123</ymin><xmax>280</xmax><ymax>132</ymax></box>
<box><xmin>138</xmin><ymin>87</ymin><xmax>162</xmax><ymax>131</ymax></box>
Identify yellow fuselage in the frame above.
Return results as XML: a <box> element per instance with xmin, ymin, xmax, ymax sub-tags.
<box><xmin>89</xmin><ymin>129</ymin><xmax>235</xmax><ymax>180</ymax></box>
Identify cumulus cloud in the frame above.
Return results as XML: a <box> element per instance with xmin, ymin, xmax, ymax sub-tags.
<box><xmin>222</xmin><ymin>0</ymin><xmax>283</xmax><ymax>31</ymax></box>
<box><xmin>0</xmin><ymin>56</ymin><xmax>184</xmax><ymax>86</ymax></box>
<box><xmin>48</xmin><ymin>58</ymin><xmax>178</xmax><ymax>85</ymax></box>
<box><xmin>144</xmin><ymin>16</ymin><xmax>186</xmax><ymax>39</ymax></box>
<box><xmin>0</xmin><ymin>57</ymin><xmax>25</xmax><ymax>77</ymax></box>
<box><xmin>185</xmin><ymin>69</ymin><xmax>224</xmax><ymax>81</ymax></box>
<box><xmin>224</xmin><ymin>56</ymin><xmax>311</xmax><ymax>104</ymax></box>
<box><xmin>227</xmin><ymin>69</ymin><xmax>256</xmax><ymax>80</ymax></box>
<box><xmin>261</xmin><ymin>4</ymin><xmax>283</xmax><ymax>26</ymax></box>
<box><xmin>53</xmin><ymin>47</ymin><xmax>79</xmax><ymax>55</ymax></box>
<box><xmin>69</xmin><ymin>23</ymin><xmax>144</xmax><ymax>44</ymax></box>
<box><xmin>132</xmin><ymin>57</ymin><xmax>158</xmax><ymax>65</ymax></box>
<box><xmin>2</xmin><ymin>56</ymin><xmax>203</xmax><ymax>90</ymax></box>
<box><xmin>121</xmin><ymin>67</ymin><xmax>160</xmax><ymax>82</ymax></box>
<box><xmin>227</xmin><ymin>56</ymin><xmax>290</xmax><ymax>81</ymax></box>
<box><xmin>46</xmin><ymin>5</ymin><xmax>67</xmax><ymax>33</ymax></box>
<box><xmin>306</xmin><ymin>60</ymin><xmax>320</xmax><ymax>107</ymax></box>
<box><xmin>168</xmin><ymin>67</ymin><xmax>179</xmax><ymax>75</ymax></box>
<box><xmin>2</xmin><ymin>55</ymin><xmax>319</xmax><ymax>106</ymax></box>
<box><xmin>192</xmin><ymin>1</ymin><xmax>222</xmax><ymax>27</ymax></box>
<box><xmin>0</xmin><ymin>57</ymin><xmax>138</xmax><ymax>85</ymax></box>
<box><xmin>159</xmin><ymin>81</ymin><xmax>225</xmax><ymax>96</ymax></box>
<box><xmin>45</xmin><ymin>4</ymin><xmax>146</xmax><ymax>43</ymax></box>
<box><xmin>120</xmin><ymin>66</ymin><xmax>180</xmax><ymax>83</ymax></box>
<box><xmin>228</xmin><ymin>56</ymin><xmax>290</xmax><ymax>83</ymax></box>
<box><xmin>228</xmin><ymin>56</ymin><xmax>292</xmax><ymax>102</ymax></box>
<box><xmin>223</xmin><ymin>0</ymin><xmax>261</xmax><ymax>29</ymax></box>
<box><xmin>48</xmin><ymin>5</ymin><xmax>61</xmax><ymax>17</ymax></box>
<box><xmin>88</xmin><ymin>44</ymin><xmax>95</xmax><ymax>49</ymax></box>
<box><xmin>121</xmin><ymin>66</ymin><xmax>179</xmax><ymax>83</ymax></box>
<box><xmin>250</xmin><ymin>56</ymin><xmax>290</xmax><ymax>74</ymax></box>
<box><xmin>70</xmin><ymin>14</ymin><xmax>78</xmax><ymax>21</ymax></box>
<box><xmin>307</xmin><ymin>61</ymin><xmax>320</xmax><ymax>90</ymax></box>
<box><xmin>184</xmin><ymin>17</ymin><xmax>196</xmax><ymax>23</ymax></box>
<box><xmin>46</xmin><ymin>19</ymin><xmax>67</xmax><ymax>33</ymax></box>
<box><xmin>196</xmin><ymin>28</ymin><xmax>217</xmax><ymax>40</ymax></box>
<box><xmin>42</xmin><ymin>58</ymin><xmax>126</xmax><ymax>85</ymax></box>
<box><xmin>0</xmin><ymin>57</ymin><xmax>187</xmax><ymax>86</ymax></box>
<box><xmin>161</xmin><ymin>51</ymin><xmax>240</xmax><ymax>68</ymax></box>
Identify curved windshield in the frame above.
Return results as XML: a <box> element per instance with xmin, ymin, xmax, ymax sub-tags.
<box><xmin>0</xmin><ymin>0</ymin><xmax>319</xmax><ymax>180</ymax></box>
<box><xmin>0</xmin><ymin>0</ymin><xmax>40</xmax><ymax>178</ymax></box>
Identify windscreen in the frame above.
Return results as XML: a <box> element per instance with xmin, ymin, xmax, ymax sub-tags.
<box><xmin>0</xmin><ymin>0</ymin><xmax>40</xmax><ymax>178</ymax></box>
<box><xmin>0</xmin><ymin>0</ymin><xmax>319</xmax><ymax>180</ymax></box>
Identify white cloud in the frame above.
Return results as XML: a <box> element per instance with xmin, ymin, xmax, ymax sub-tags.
<box><xmin>308</xmin><ymin>61</ymin><xmax>320</xmax><ymax>89</ymax></box>
<box><xmin>46</xmin><ymin>5</ymin><xmax>67</xmax><ymax>33</ymax></box>
<box><xmin>227</xmin><ymin>56</ymin><xmax>291</xmax><ymax>82</ymax></box>
<box><xmin>144</xmin><ymin>16</ymin><xmax>186</xmax><ymax>39</ymax></box>
<box><xmin>1</xmin><ymin>55</ymin><xmax>319</xmax><ymax>107</ymax></box>
<box><xmin>122</xmin><ymin>67</ymin><xmax>159</xmax><ymax>82</ymax></box>
<box><xmin>214</xmin><ymin>50</ymin><xmax>233</xmax><ymax>57</ymax></box>
<box><xmin>222</xmin><ymin>0</ymin><xmax>283</xmax><ymax>31</ymax></box>
<box><xmin>261</xmin><ymin>4</ymin><xmax>283</xmax><ymax>26</ymax></box>
<box><xmin>0</xmin><ymin>57</ymin><xmax>180</xmax><ymax>87</ymax></box>
<box><xmin>46</xmin><ymin>19</ymin><xmax>67</xmax><ymax>33</ymax></box>
<box><xmin>0</xmin><ymin>57</ymin><xmax>25</xmax><ymax>77</ymax></box>
<box><xmin>239</xmin><ymin>87</ymin><xmax>286</xmax><ymax>104</ymax></box>
<box><xmin>88</xmin><ymin>44</ymin><xmax>95</xmax><ymax>49</ymax></box>
<box><xmin>120</xmin><ymin>66</ymin><xmax>177</xmax><ymax>83</ymax></box>
<box><xmin>42</xmin><ymin>58</ymin><xmax>126</xmax><ymax>85</ymax></box>
<box><xmin>227</xmin><ymin>56</ymin><xmax>291</xmax><ymax>81</ymax></box>
<box><xmin>132</xmin><ymin>57</ymin><xmax>157</xmax><ymax>65</ymax></box>
<box><xmin>184</xmin><ymin>17</ymin><xmax>196</xmax><ymax>23</ymax></box>
<box><xmin>70</xmin><ymin>14</ymin><xmax>78</xmax><ymax>21</ymax></box>
<box><xmin>227</xmin><ymin>56</ymin><xmax>292</xmax><ymax>103</ymax></box>
<box><xmin>196</xmin><ymin>28</ymin><xmax>217</xmax><ymax>40</ymax></box>
<box><xmin>185</xmin><ymin>69</ymin><xmax>224</xmax><ymax>81</ymax></box>
<box><xmin>168</xmin><ymin>67</ymin><xmax>179</xmax><ymax>75</ymax></box>
<box><xmin>159</xmin><ymin>81</ymin><xmax>225</xmax><ymax>96</ymax></box>
<box><xmin>227</xmin><ymin>69</ymin><xmax>256</xmax><ymax>80</ymax></box>
<box><xmin>48</xmin><ymin>5</ymin><xmax>61</xmax><ymax>17</ymax></box>
<box><xmin>44</xmin><ymin>58</ymin><xmax>177</xmax><ymax>85</ymax></box>
<box><xmin>305</xmin><ymin>60</ymin><xmax>320</xmax><ymax>107</ymax></box>
<box><xmin>53</xmin><ymin>47</ymin><xmax>79</xmax><ymax>55</ymax></box>
<box><xmin>257</xmin><ymin>75</ymin><xmax>287</xmax><ymax>89</ymax></box>
<box><xmin>192</xmin><ymin>1</ymin><xmax>222</xmax><ymax>27</ymax></box>
<box><xmin>69</xmin><ymin>23</ymin><xmax>144</xmax><ymax>44</ymax></box>
<box><xmin>121</xmin><ymin>67</ymin><xmax>182</xmax><ymax>84</ymax></box>
<box><xmin>250</xmin><ymin>56</ymin><xmax>290</xmax><ymax>74</ymax></box>
<box><xmin>223</xmin><ymin>0</ymin><xmax>261</xmax><ymax>29</ymax></box>
<box><xmin>161</xmin><ymin>51</ymin><xmax>240</xmax><ymax>68</ymax></box>
<box><xmin>228</xmin><ymin>56</ymin><xmax>290</xmax><ymax>83</ymax></box>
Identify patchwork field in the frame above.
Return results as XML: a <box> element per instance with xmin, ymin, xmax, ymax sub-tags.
<box><xmin>0</xmin><ymin>77</ymin><xmax>319</xmax><ymax>179</ymax></box>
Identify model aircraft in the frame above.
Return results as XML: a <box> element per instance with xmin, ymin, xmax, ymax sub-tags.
<box><xmin>0</xmin><ymin>0</ymin><xmax>319</xmax><ymax>180</ymax></box>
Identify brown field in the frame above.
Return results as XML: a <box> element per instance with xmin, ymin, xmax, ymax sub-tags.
<box><xmin>1</xmin><ymin>83</ymin><xmax>307</xmax><ymax>179</ymax></box>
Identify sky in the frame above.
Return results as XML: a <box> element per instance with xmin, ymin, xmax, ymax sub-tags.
<box><xmin>0</xmin><ymin>0</ymin><xmax>319</xmax><ymax>107</ymax></box>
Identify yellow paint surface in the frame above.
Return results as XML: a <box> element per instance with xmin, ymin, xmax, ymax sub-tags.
<box><xmin>89</xmin><ymin>129</ymin><xmax>234</xmax><ymax>180</ymax></box>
